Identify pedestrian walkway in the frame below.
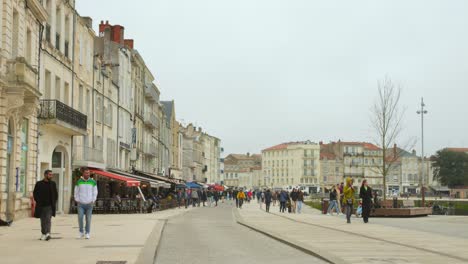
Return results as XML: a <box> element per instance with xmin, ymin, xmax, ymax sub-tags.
<box><xmin>0</xmin><ymin>208</ymin><xmax>191</xmax><ymax>264</ymax></box>
<box><xmin>235</xmin><ymin>201</ymin><xmax>468</xmax><ymax>264</ymax></box>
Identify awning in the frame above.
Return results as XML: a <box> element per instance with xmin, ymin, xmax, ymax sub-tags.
<box><xmin>108</xmin><ymin>169</ymin><xmax>171</xmax><ymax>188</ymax></box>
<box><xmin>90</xmin><ymin>169</ymin><xmax>140</xmax><ymax>187</ymax></box>
<box><xmin>431</xmin><ymin>186</ymin><xmax>450</xmax><ymax>192</ymax></box>
<box><xmin>135</xmin><ymin>170</ymin><xmax>179</xmax><ymax>184</ymax></box>
<box><xmin>186</xmin><ymin>182</ymin><xmax>202</xmax><ymax>189</ymax></box>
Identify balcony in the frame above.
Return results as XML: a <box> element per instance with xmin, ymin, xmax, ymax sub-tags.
<box><xmin>143</xmin><ymin>143</ymin><xmax>157</xmax><ymax>156</ymax></box>
<box><xmin>144</xmin><ymin>84</ymin><xmax>159</xmax><ymax>102</ymax></box>
<box><xmin>5</xmin><ymin>57</ymin><xmax>39</xmax><ymax>94</ymax></box>
<box><xmin>72</xmin><ymin>145</ymin><xmax>105</xmax><ymax>169</ymax></box>
<box><xmin>39</xmin><ymin>100</ymin><xmax>87</xmax><ymax>135</ymax></box>
<box><xmin>144</xmin><ymin>111</ymin><xmax>158</xmax><ymax>129</ymax></box>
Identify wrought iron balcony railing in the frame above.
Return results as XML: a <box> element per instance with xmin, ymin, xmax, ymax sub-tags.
<box><xmin>39</xmin><ymin>99</ymin><xmax>87</xmax><ymax>130</ymax></box>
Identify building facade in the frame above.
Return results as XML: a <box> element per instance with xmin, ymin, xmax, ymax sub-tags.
<box><xmin>262</xmin><ymin>141</ymin><xmax>320</xmax><ymax>190</ymax></box>
<box><xmin>0</xmin><ymin>0</ymin><xmax>47</xmax><ymax>220</ymax></box>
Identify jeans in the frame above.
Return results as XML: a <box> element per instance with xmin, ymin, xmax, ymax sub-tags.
<box><xmin>40</xmin><ymin>206</ymin><xmax>52</xmax><ymax>235</ymax></box>
<box><xmin>345</xmin><ymin>203</ymin><xmax>353</xmax><ymax>223</ymax></box>
<box><xmin>297</xmin><ymin>201</ymin><xmax>303</xmax><ymax>214</ymax></box>
<box><xmin>77</xmin><ymin>203</ymin><xmax>93</xmax><ymax>234</ymax></box>
<box><xmin>327</xmin><ymin>200</ymin><xmax>339</xmax><ymax>214</ymax></box>
<box><xmin>265</xmin><ymin>202</ymin><xmax>271</xmax><ymax>212</ymax></box>
<box><xmin>238</xmin><ymin>199</ymin><xmax>244</xmax><ymax>208</ymax></box>
<box><xmin>291</xmin><ymin>200</ymin><xmax>297</xmax><ymax>213</ymax></box>
<box><xmin>280</xmin><ymin>201</ymin><xmax>286</xmax><ymax>212</ymax></box>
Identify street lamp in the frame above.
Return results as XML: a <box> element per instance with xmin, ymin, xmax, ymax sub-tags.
<box><xmin>417</xmin><ymin>97</ymin><xmax>428</xmax><ymax>207</ymax></box>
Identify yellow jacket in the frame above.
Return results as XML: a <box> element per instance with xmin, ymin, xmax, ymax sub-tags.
<box><xmin>237</xmin><ymin>191</ymin><xmax>246</xmax><ymax>200</ymax></box>
<box><xmin>342</xmin><ymin>177</ymin><xmax>355</xmax><ymax>204</ymax></box>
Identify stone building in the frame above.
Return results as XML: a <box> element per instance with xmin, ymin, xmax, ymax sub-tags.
<box><xmin>0</xmin><ymin>0</ymin><xmax>47</xmax><ymax>220</ymax></box>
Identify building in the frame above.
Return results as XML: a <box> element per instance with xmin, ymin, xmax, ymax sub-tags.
<box><xmin>37</xmin><ymin>0</ymin><xmax>90</xmax><ymax>215</ymax></box>
<box><xmin>0</xmin><ymin>0</ymin><xmax>47</xmax><ymax>220</ymax></box>
<box><xmin>200</xmin><ymin>132</ymin><xmax>221</xmax><ymax>184</ymax></box>
<box><xmin>262</xmin><ymin>141</ymin><xmax>320</xmax><ymax>190</ymax></box>
<box><xmin>158</xmin><ymin>101</ymin><xmax>171</xmax><ymax>176</ymax></box>
<box><xmin>180</xmin><ymin>124</ymin><xmax>204</xmax><ymax>182</ymax></box>
<box><xmin>161</xmin><ymin>101</ymin><xmax>183</xmax><ymax>179</ymax></box>
<box><xmin>224</xmin><ymin>153</ymin><xmax>261</xmax><ymax>187</ymax></box>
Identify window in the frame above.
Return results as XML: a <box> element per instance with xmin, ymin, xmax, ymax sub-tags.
<box><xmin>78</xmin><ymin>85</ymin><xmax>83</xmax><ymax>111</ymax></box>
<box><xmin>12</xmin><ymin>10</ymin><xmax>19</xmax><ymax>58</ymax></box>
<box><xmin>96</xmin><ymin>96</ymin><xmax>102</xmax><ymax>123</ymax></box>
<box><xmin>26</xmin><ymin>29</ymin><xmax>32</xmax><ymax>63</ymax></box>
<box><xmin>44</xmin><ymin>71</ymin><xmax>51</xmax><ymax>99</ymax></box>
<box><xmin>55</xmin><ymin>8</ymin><xmax>61</xmax><ymax>51</ymax></box>
<box><xmin>19</xmin><ymin>119</ymin><xmax>29</xmax><ymax>196</ymax></box>
<box><xmin>55</xmin><ymin>77</ymin><xmax>61</xmax><ymax>101</ymax></box>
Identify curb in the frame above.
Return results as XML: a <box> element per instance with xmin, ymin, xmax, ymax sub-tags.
<box><xmin>136</xmin><ymin>208</ymin><xmax>192</xmax><ymax>264</ymax></box>
<box><xmin>232</xmin><ymin>208</ymin><xmax>347</xmax><ymax>264</ymax></box>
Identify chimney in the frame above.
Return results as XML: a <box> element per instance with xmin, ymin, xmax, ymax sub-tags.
<box><xmin>412</xmin><ymin>149</ymin><xmax>416</xmax><ymax>155</ymax></box>
<box><xmin>124</xmin><ymin>39</ymin><xmax>134</xmax><ymax>49</ymax></box>
<box><xmin>82</xmin><ymin>17</ymin><xmax>93</xmax><ymax>29</ymax></box>
<box><xmin>319</xmin><ymin>141</ymin><xmax>323</xmax><ymax>145</ymax></box>
<box><xmin>393</xmin><ymin>144</ymin><xmax>397</xmax><ymax>159</ymax></box>
<box><xmin>247</xmin><ymin>152</ymin><xmax>250</xmax><ymax>157</ymax></box>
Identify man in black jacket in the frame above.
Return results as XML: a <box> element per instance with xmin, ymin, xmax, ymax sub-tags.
<box><xmin>290</xmin><ymin>189</ymin><xmax>299</xmax><ymax>213</ymax></box>
<box><xmin>33</xmin><ymin>170</ymin><xmax>58</xmax><ymax>241</ymax></box>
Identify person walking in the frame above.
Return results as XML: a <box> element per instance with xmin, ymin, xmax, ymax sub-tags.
<box><xmin>176</xmin><ymin>189</ymin><xmax>185</xmax><ymax>209</ymax></box>
<box><xmin>279</xmin><ymin>190</ymin><xmax>288</xmax><ymax>213</ymax></box>
<box><xmin>233</xmin><ymin>189</ymin><xmax>239</xmax><ymax>208</ymax></box>
<box><xmin>335</xmin><ymin>183</ymin><xmax>342</xmax><ymax>214</ymax></box>
<box><xmin>33</xmin><ymin>169</ymin><xmax>58</xmax><ymax>241</ymax></box>
<box><xmin>201</xmin><ymin>189</ymin><xmax>207</xmax><ymax>207</ymax></box>
<box><xmin>290</xmin><ymin>189</ymin><xmax>298</xmax><ymax>213</ymax></box>
<box><xmin>185</xmin><ymin>188</ymin><xmax>191</xmax><ymax>208</ymax></box>
<box><xmin>264</xmin><ymin>189</ymin><xmax>272</xmax><ymax>212</ymax></box>
<box><xmin>214</xmin><ymin>191</ymin><xmax>219</xmax><ymax>206</ymax></box>
<box><xmin>272</xmin><ymin>191</ymin><xmax>278</xmax><ymax>206</ymax></box>
<box><xmin>191</xmin><ymin>188</ymin><xmax>199</xmax><ymax>207</ymax></box>
<box><xmin>297</xmin><ymin>190</ymin><xmax>304</xmax><ymax>214</ymax></box>
<box><xmin>74</xmin><ymin>168</ymin><xmax>98</xmax><ymax>239</ymax></box>
<box><xmin>359</xmin><ymin>179</ymin><xmax>373</xmax><ymax>223</ymax></box>
<box><xmin>327</xmin><ymin>187</ymin><xmax>339</xmax><ymax>215</ymax></box>
<box><xmin>237</xmin><ymin>189</ymin><xmax>246</xmax><ymax>208</ymax></box>
<box><xmin>342</xmin><ymin>177</ymin><xmax>355</xmax><ymax>224</ymax></box>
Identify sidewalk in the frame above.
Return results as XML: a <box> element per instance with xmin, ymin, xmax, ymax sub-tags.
<box><xmin>235</xmin><ymin>201</ymin><xmax>468</xmax><ymax>264</ymax></box>
<box><xmin>0</xmin><ymin>207</ymin><xmax>192</xmax><ymax>264</ymax></box>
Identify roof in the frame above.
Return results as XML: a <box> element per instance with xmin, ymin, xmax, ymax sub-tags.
<box><xmin>445</xmin><ymin>148</ymin><xmax>468</xmax><ymax>153</ymax></box>
<box><xmin>320</xmin><ymin>152</ymin><xmax>336</xmax><ymax>160</ymax></box>
<box><xmin>262</xmin><ymin>141</ymin><xmax>317</xmax><ymax>152</ymax></box>
<box><xmin>363</xmin><ymin>143</ymin><xmax>381</xmax><ymax>150</ymax></box>
<box><xmin>161</xmin><ymin>101</ymin><xmax>173</xmax><ymax>124</ymax></box>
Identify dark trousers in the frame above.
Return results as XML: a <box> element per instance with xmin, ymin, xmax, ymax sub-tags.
<box><xmin>238</xmin><ymin>199</ymin><xmax>244</xmax><ymax>208</ymax></box>
<box><xmin>362</xmin><ymin>201</ymin><xmax>372</xmax><ymax>223</ymax></box>
<box><xmin>280</xmin><ymin>201</ymin><xmax>286</xmax><ymax>212</ymax></box>
<box><xmin>266</xmin><ymin>202</ymin><xmax>271</xmax><ymax>212</ymax></box>
<box><xmin>40</xmin><ymin>206</ymin><xmax>52</xmax><ymax>235</ymax></box>
<box><xmin>235</xmin><ymin>198</ymin><xmax>239</xmax><ymax>208</ymax></box>
<box><xmin>0</xmin><ymin>219</ymin><xmax>9</xmax><ymax>226</ymax></box>
<box><xmin>345</xmin><ymin>204</ymin><xmax>353</xmax><ymax>223</ymax></box>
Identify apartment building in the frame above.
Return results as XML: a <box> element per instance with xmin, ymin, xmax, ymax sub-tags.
<box><xmin>224</xmin><ymin>153</ymin><xmax>261</xmax><ymax>187</ymax></box>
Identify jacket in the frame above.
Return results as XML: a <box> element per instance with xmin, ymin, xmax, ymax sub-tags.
<box><xmin>342</xmin><ymin>177</ymin><xmax>355</xmax><ymax>204</ymax></box>
<box><xmin>359</xmin><ymin>186</ymin><xmax>373</xmax><ymax>203</ymax></box>
<box><xmin>279</xmin><ymin>192</ymin><xmax>288</xmax><ymax>202</ymax></box>
<box><xmin>297</xmin><ymin>192</ymin><xmax>304</xmax><ymax>202</ymax></box>
<box><xmin>237</xmin><ymin>191</ymin><xmax>246</xmax><ymax>200</ymax></box>
<box><xmin>264</xmin><ymin>191</ymin><xmax>272</xmax><ymax>203</ymax></box>
<box><xmin>33</xmin><ymin>180</ymin><xmax>58</xmax><ymax>217</ymax></box>
<box><xmin>329</xmin><ymin>190</ymin><xmax>337</xmax><ymax>201</ymax></box>
<box><xmin>290</xmin><ymin>191</ymin><xmax>299</xmax><ymax>201</ymax></box>
<box><xmin>74</xmin><ymin>177</ymin><xmax>98</xmax><ymax>205</ymax></box>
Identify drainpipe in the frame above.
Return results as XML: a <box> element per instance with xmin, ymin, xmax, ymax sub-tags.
<box><xmin>35</xmin><ymin>17</ymin><xmax>44</xmax><ymax>182</ymax></box>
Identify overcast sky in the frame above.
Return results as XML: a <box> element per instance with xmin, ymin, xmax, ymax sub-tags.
<box><xmin>77</xmin><ymin>0</ymin><xmax>468</xmax><ymax>157</ymax></box>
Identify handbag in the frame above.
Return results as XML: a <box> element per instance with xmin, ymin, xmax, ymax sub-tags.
<box><xmin>346</xmin><ymin>198</ymin><xmax>353</xmax><ymax>205</ymax></box>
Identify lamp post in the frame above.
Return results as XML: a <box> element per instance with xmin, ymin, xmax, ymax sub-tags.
<box><xmin>417</xmin><ymin>98</ymin><xmax>428</xmax><ymax>207</ymax></box>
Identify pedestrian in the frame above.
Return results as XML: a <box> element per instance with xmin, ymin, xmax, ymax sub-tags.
<box><xmin>233</xmin><ymin>189</ymin><xmax>239</xmax><ymax>208</ymax></box>
<box><xmin>359</xmin><ymin>179</ymin><xmax>373</xmax><ymax>223</ymax></box>
<box><xmin>214</xmin><ymin>191</ymin><xmax>219</xmax><ymax>206</ymax></box>
<box><xmin>33</xmin><ymin>169</ymin><xmax>58</xmax><ymax>241</ymax></box>
<box><xmin>74</xmin><ymin>168</ymin><xmax>98</xmax><ymax>239</ymax></box>
<box><xmin>201</xmin><ymin>189</ymin><xmax>207</xmax><ymax>207</ymax></box>
<box><xmin>272</xmin><ymin>191</ymin><xmax>278</xmax><ymax>206</ymax></box>
<box><xmin>185</xmin><ymin>188</ymin><xmax>191</xmax><ymax>208</ymax></box>
<box><xmin>197</xmin><ymin>189</ymin><xmax>203</xmax><ymax>207</ymax></box>
<box><xmin>237</xmin><ymin>188</ymin><xmax>246</xmax><ymax>208</ymax></box>
<box><xmin>191</xmin><ymin>188</ymin><xmax>199</xmax><ymax>207</ymax></box>
<box><xmin>290</xmin><ymin>188</ymin><xmax>298</xmax><ymax>213</ymax></box>
<box><xmin>176</xmin><ymin>189</ymin><xmax>185</xmax><ymax>209</ymax></box>
<box><xmin>327</xmin><ymin>186</ymin><xmax>339</xmax><ymax>215</ymax></box>
<box><xmin>279</xmin><ymin>190</ymin><xmax>288</xmax><ymax>213</ymax></box>
<box><xmin>335</xmin><ymin>183</ymin><xmax>342</xmax><ymax>214</ymax></box>
<box><xmin>297</xmin><ymin>190</ymin><xmax>304</xmax><ymax>214</ymax></box>
<box><xmin>264</xmin><ymin>189</ymin><xmax>272</xmax><ymax>212</ymax></box>
<box><xmin>342</xmin><ymin>177</ymin><xmax>355</xmax><ymax>224</ymax></box>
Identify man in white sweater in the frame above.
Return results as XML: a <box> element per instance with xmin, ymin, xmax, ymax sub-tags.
<box><xmin>74</xmin><ymin>168</ymin><xmax>98</xmax><ymax>239</ymax></box>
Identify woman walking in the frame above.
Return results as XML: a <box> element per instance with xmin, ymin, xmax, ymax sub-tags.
<box><xmin>264</xmin><ymin>189</ymin><xmax>272</xmax><ymax>212</ymax></box>
<box><xmin>327</xmin><ymin>187</ymin><xmax>340</xmax><ymax>215</ymax></box>
<box><xmin>342</xmin><ymin>177</ymin><xmax>355</xmax><ymax>224</ymax></box>
<box><xmin>359</xmin><ymin>179</ymin><xmax>373</xmax><ymax>223</ymax></box>
<box><xmin>272</xmin><ymin>191</ymin><xmax>278</xmax><ymax>206</ymax></box>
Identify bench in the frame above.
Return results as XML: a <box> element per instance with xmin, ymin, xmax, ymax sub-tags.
<box><xmin>402</xmin><ymin>200</ymin><xmax>415</xmax><ymax>208</ymax></box>
<box><xmin>380</xmin><ymin>200</ymin><xmax>393</xmax><ymax>209</ymax></box>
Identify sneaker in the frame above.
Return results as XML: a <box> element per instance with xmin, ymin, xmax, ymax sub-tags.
<box><xmin>45</xmin><ymin>233</ymin><xmax>51</xmax><ymax>241</ymax></box>
<box><xmin>78</xmin><ymin>232</ymin><xmax>84</xmax><ymax>239</ymax></box>
<box><xmin>326</xmin><ymin>213</ymin><xmax>330</xmax><ymax>216</ymax></box>
<box><xmin>39</xmin><ymin>234</ymin><xmax>46</xmax><ymax>241</ymax></box>
<box><xmin>85</xmin><ymin>233</ymin><xmax>90</xmax><ymax>239</ymax></box>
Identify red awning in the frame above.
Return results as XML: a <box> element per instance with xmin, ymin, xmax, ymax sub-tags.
<box><xmin>90</xmin><ymin>169</ymin><xmax>140</xmax><ymax>187</ymax></box>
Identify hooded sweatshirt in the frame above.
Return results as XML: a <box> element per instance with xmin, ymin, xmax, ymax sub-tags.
<box><xmin>74</xmin><ymin>177</ymin><xmax>98</xmax><ymax>204</ymax></box>
<box><xmin>342</xmin><ymin>177</ymin><xmax>355</xmax><ymax>204</ymax></box>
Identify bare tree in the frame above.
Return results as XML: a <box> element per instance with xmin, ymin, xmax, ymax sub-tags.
<box><xmin>370</xmin><ymin>78</ymin><xmax>414</xmax><ymax>200</ymax></box>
